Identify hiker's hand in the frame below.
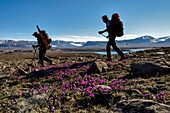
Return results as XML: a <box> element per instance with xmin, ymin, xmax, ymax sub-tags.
<box><xmin>32</xmin><ymin>45</ymin><xmax>36</xmax><ymax>48</ymax></box>
<box><xmin>98</xmin><ymin>31</ymin><xmax>103</xmax><ymax>34</ymax></box>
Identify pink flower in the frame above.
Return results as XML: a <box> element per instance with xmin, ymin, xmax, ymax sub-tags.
<box><xmin>163</xmin><ymin>99</ymin><xmax>166</xmax><ymax>103</ymax></box>
<box><xmin>146</xmin><ymin>79</ymin><xmax>150</xmax><ymax>83</ymax></box>
<box><xmin>19</xmin><ymin>91</ymin><xmax>22</xmax><ymax>96</ymax></box>
<box><xmin>89</xmin><ymin>93</ymin><xmax>94</xmax><ymax>97</ymax></box>
<box><xmin>145</xmin><ymin>94</ymin><xmax>150</xmax><ymax>97</ymax></box>
<box><xmin>155</xmin><ymin>95</ymin><xmax>159</xmax><ymax>99</ymax></box>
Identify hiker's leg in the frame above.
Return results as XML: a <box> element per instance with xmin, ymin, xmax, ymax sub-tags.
<box><xmin>111</xmin><ymin>40</ymin><xmax>124</xmax><ymax>57</ymax></box>
<box><xmin>106</xmin><ymin>41</ymin><xmax>112</xmax><ymax>58</ymax></box>
<box><xmin>43</xmin><ymin>50</ymin><xmax>52</xmax><ymax>63</ymax></box>
<box><xmin>39</xmin><ymin>48</ymin><xmax>44</xmax><ymax>66</ymax></box>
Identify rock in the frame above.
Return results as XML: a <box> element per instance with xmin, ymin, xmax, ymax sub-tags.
<box><xmin>16</xmin><ymin>66</ymin><xmax>28</xmax><ymax>75</ymax></box>
<box><xmin>156</xmin><ymin>52</ymin><xmax>165</xmax><ymax>55</ymax></box>
<box><xmin>92</xmin><ymin>93</ymin><xmax>113</xmax><ymax>107</ymax></box>
<box><xmin>0</xmin><ymin>74</ymin><xmax>10</xmax><ymax>80</ymax></box>
<box><xmin>156</xmin><ymin>81</ymin><xmax>165</xmax><ymax>84</ymax></box>
<box><xmin>87</xmin><ymin>61</ymin><xmax>108</xmax><ymax>74</ymax></box>
<box><xmin>61</xmin><ymin>105</ymin><xmax>72</xmax><ymax>113</ymax></box>
<box><xmin>69</xmin><ymin>61</ymin><xmax>94</xmax><ymax>69</ymax></box>
<box><xmin>96</xmin><ymin>85</ymin><xmax>112</xmax><ymax>90</ymax></box>
<box><xmin>26</xmin><ymin>93</ymin><xmax>48</xmax><ymax>106</ymax></box>
<box><xmin>165</xmin><ymin>54</ymin><xmax>170</xmax><ymax>57</ymax></box>
<box><xmin>155</xmin><ymin>58</ymin><xmax>170</xmax><ymax>66</ymax></box>
<box><xmin>16</xmin><ymin>94</ymin><xmax>48</xmax><ymax>112</ymax></box>
<box><xmin>95</xmin><ymin>108</ymin><xmax>109</xmax><ymax>113</ymax></box>
<box><xmin>113</xmin><ymin>99</ymin><xmax>170</xmax><ymax>113</ymax></box>
<box><xmin>78</xmin><ymin>57</ymin><xmax>83</xmax><ymax>61</ymax></box>
<box><xmin>0</xmin><ymin>79</ymin><xmax>7</xmax><ymax>86</ymax></box>
<box><xmin>154</xmin><ymin>84</ymin><xmax>167</xmax><ymax>90</ymax></box>
<box><xmin>130</xmin><ymin>62</ymin><xmax>170</xmax><ymax>77</ymax></box>
<box><xmin>125</xmin><ymin>54</ymin><xmax>134</xmax><ymax>58</ymax></box>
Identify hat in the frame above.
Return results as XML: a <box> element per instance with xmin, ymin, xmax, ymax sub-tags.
<box><xmin>32</xmin><ymin>32</ymin><xmax>38</xmax><ymax>36</ymax></box>
<box><xmin>102</xmin><ymin>15</ymin><xmax>109</xmax><ymax>20</ymax></box>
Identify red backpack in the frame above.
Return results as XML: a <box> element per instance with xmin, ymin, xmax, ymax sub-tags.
<box><xmin>111</xmin><ymin>13</ymin><xmax>124</xmax><ymax>37</ymax></box>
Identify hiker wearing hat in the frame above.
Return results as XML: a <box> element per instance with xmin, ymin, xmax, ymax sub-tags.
<box><xmin>32</xmin><ymin>32</ymin><xmax>52</xmax><ymax>67</ymax></box>
<box><xmin>98</xmin><ymin>14</ymin><xmax>126</xmax><ymax>61</ymax></box>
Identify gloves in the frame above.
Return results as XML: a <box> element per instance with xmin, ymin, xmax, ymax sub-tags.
<box><xmin>32</xmin><ymin>45</ymin><xmax>37</xmax><ymax>48</ymax></box>
<box><xmin>98</xmin><ymin>31</ymin><xmax>104</xmax><ymax>34</ymax></box>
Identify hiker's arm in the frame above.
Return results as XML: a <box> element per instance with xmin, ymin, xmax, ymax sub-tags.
<box><xmin>32</xmin><ymin>44</ymin><xmax>41</xmax><ymax>48</ymax></box>
<box><xmin>98</xmin><ymin>29</ymin><xmax>107</xmax><ymax>34</ymax></box>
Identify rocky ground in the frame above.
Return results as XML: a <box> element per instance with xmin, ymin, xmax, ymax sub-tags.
<box><xmin>0</xmin><ymin>47</ymin><xmax>170</xmax><ymax>113</ymax></box>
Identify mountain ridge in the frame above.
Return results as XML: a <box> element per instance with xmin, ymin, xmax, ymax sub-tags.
<box><xmin>0</xmin><ymin>35</ymin><xmax>169</xmax><ymax>48</ymax></box>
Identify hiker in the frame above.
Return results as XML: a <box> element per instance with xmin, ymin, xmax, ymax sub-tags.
<box><xmin>98</xmin><ymin>14</ymin><xmax>126</xmax><ymax>61</ymax></box>
<box><xmin>32</xmin><ymin>32</ymin><xmax>52</xmax><ymax>67</ymax></box>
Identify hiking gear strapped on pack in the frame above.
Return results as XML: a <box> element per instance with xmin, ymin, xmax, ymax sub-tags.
<box><xmin>36</xmin><ymin>25</ymin><xmax>52</xmax><ymax>50</ymax></box>
<box><xmin>111</xmin><ymin>13</ymin><xmax>124</xmax><ymax>37</ymax></box>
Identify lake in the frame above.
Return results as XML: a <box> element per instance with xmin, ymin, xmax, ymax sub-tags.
<box><xmin>77</xmin><ymin>49</ymin><xmax>146</xmax><ymax>55</ymax></box>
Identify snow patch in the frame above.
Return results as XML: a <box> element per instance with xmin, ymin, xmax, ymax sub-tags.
<box><xmin>70</xmin><ymin>43</ymin><xmax>82</xmax><ymax>47</ymax></box>
<box><xmin>151</xmin><ymin>40</ymin><xmax>157</xmax><ymax>43</ymax></box>
<box><xmin>52</xmin><ymin>45</ymin><xmax>57</xmax><ymax>47</ymax></box>
<box><xmin>159</xmin><ymin>39</ymin><xmax>166</xmax><ymax>41</ymax></box>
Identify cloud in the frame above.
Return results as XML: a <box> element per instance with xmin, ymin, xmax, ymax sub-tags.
<box><xmin>15</xmin><ymin>33</ymin><xmax>25</xmax><ymax>35</ymax></box>
<box><xmin>0</xmin><ymin>34</ymin><xmax>141</xmax><ymax>42</ymax></box>
<box><xmin>51</xmin><ymin>35</ymin><xmax>108</xmax><ymax>42</ymax></box>
<box><xmin>51</xmin><ymin>34</ymin><xmax>140</xmax><ymax>42</ymax></box>
<box><xmin>116</xmin><ymin>34</ymin><xmax>140</xmax><ymax>40</ymax></box>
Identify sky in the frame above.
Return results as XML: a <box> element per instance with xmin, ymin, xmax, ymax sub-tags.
<box><xmin>0</xmin><ymin>0</ymin><xmax>170</xmax><ymax>42</ymax></box>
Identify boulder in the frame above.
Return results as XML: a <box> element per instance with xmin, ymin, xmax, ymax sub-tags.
<box><xmin>16</xmin><ymin>94</ymin><xmax>48</xmax><ymax>112</ymax></box>
<box><xmin>96</xmin><ymin>85</ymin><xmax>112</xmax><ymax>90</ymax></box>
<box><xmin>87</xmin><ymin>61</ymin><xmax>108</xmax><ymax>74</ymax></box>
<box><xmin>113</xmin><ymin>99</ymin><xmax>170</xmax><ymax>113</ymax></box>
<box><xmin>130</xmin><ymin>62</ymin><xmax>170</xmax><ymax>77</ymax></box>
<box><xmin>0</xmin><ymin>74</ymin><xmax>10</xmax><ymax>80</ymax></box>
<box><xmin>156</xmin><ymin>58</ymin><xmax>170</xmax><ymax>67</ymax></box>
<box><xmin>156</xmin><ymin>52</ymin><xmax>165</xmax><ymax>55</ymax></box>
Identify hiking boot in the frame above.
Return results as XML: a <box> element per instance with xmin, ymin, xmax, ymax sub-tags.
<box><xmin>106</xmin><ymin>57</ymin><xmax>112</xmax><ymax>61</ymax></box>
<box><xmin>119</xmin><ymin>56</ymin><xmax>126</xmax><ymax>61</ymax></box>
<box><xmin>49</xmin><ymin>61</ymin><xmax>53</xmax><ymax>65</ymax></box>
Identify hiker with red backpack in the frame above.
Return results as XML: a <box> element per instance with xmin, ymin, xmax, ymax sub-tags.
<box><xmin>98</xmin><ymin>13</ymin><xmax>126</xmax><ymax>61</ymax></box>
<box><xmin>32</xmin><ymin>31</ymin><xmax>52</xmax><ymax>67</ymax></box>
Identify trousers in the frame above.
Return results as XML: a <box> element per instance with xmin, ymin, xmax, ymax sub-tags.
<box><xmin>39</xmin><ymin>47</ymin><xmax>52</xmax><ymax>66</ymax></box>
<box><xmin>106</xmin><ymin>35</ymin><xmax>124</xmax><ymax>58</ymax></box>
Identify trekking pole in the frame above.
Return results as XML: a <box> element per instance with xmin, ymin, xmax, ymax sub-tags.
<box><xmin>101</xmin><ymin>34</ymin><xmax>128</xmax><ymax>45</ymax></box>
<box><xmin>33</xmin><ymin>47</ymin><xmax>44</xmax><ymax>67</ymax></box>
<box><xmin>101</xmin><ymin>34</ymin><xmax>109</xmax><ymax>38</ymax></box>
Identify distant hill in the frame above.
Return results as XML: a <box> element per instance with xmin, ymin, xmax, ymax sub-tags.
<box><xmin>0</xmin><ymin>35</ymin><xmax>169</xmax><ymax>48</ymax></box>
<box><xmin>0</xmin><ymin>40</ymin><xmax>36</xmax><ymax>48</ymax></box>
<box><xmin>82</xmin><ymin>41</ymin><xmax>107</xmax><ymax>48</ymax></box>
<box><xmin>82</xmin><ymin>35</ymin><xmax>170</xmax><ymax>48</ymax></box>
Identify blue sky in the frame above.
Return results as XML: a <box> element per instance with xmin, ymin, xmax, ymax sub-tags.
<box><xmin>1</xmin><ymin>0</ymin><xmax>170</xmax><ymax>42</ymax></box>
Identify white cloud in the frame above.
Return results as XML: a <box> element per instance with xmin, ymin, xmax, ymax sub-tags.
<box><xmin>116</xmin><ymin>34</ymin><xmax>140</xmax><ymax>40</ymax></box>
<box><xmin>70</xmin><ymin>43</ymin><xmax>82</xmax><ymax>46</ymax></box>
<box><xmin>51</xmin><ymin>34</ymin><xmax>140</xmax><ymax>42</ymax></box>
<box><xmin>51</xmin><ymin>35</ymin><xmax>108</xmax><ymax>42</ymax></box>
<box><xmin>16</xmin><ymin>33</ymin><xmax>25</xmax><ymax>35</ymax></box>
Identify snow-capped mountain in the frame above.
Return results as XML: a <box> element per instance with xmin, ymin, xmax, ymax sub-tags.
<box><xmin>0</xmin><ymin>35</ymin><xmax>169</xmax><ymax>48</ymax></box>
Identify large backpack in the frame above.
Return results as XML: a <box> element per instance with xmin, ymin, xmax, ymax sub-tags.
<box><xmin>111</xmin><ymin>13</ymin><xmax>124</xmax><ymax>37</ymax></box>
<box><xmin>116</xmin><ymin>21</ymin><xmax>124</xmax><ymax>37</ymax></box>
<box><xmin>41</xmin><ymin>30</ymin><xmax>52</xmax><ymax>49</ymax></box>
<box><xmin>36</xmin><ymin>25</ymin><xmax>52</xmax><ymax>50</ymax></box>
